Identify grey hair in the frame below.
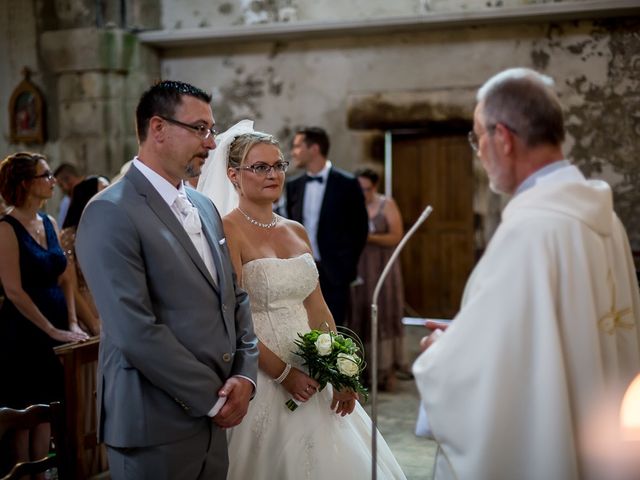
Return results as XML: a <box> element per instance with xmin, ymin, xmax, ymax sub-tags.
<box><xmin>476</xmin><ymin>68</ymin><xmax>565</xmax><ymax>148</ymax></box>
<box><xmin>227</xmin><ymin>132</ymin><xmax>283</xmax><ymax>169</ymax></box>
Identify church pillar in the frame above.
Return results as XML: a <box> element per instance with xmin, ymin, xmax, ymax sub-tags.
<box><xmin>38</xmin><ymin>0</ymin><xmax>160</xmax><ymax>177</ymax></box>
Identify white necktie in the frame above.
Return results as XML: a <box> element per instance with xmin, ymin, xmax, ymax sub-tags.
<box><xmin>174</xmin><ymin>195</ymin><xmax>202</xmax><ymax>235</ymax></box>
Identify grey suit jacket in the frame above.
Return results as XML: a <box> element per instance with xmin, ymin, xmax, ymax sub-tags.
<box><xmin>76</xmin><ymin>166</ymin><xmax>258</xmax><ymax>448</ymax></box>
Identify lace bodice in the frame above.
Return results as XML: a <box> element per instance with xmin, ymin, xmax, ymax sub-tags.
<box><xmin>242</xmin><ymin>253</ymin><xmax>318</xmax><ymax>366</ymax></box>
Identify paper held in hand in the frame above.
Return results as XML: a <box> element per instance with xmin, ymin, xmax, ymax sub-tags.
<box><xmin>401</xmin><ymin>317</ymin><xmax>452</xmax><ymax>327</ymax></box>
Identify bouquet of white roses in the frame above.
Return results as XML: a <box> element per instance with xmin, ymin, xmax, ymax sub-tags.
<box><xmin>285</xmin><ymin>328</ymin><xmax>368</xmax><ymax>411</ymax></box>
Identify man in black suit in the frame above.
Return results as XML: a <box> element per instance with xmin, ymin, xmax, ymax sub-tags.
<box><xmin>286</xmin><ymin>127</ymin><xmax>368</xmax><ymax>326</ymax></box>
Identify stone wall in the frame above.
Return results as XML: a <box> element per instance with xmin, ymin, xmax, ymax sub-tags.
<box><xmin>155</xmin><ymin>5</ymin><xmax>640</xmax><ymax>253</ymax></box>
<box><xmin>1</xmin><ymin>0</ymin><xmax>638</xmax><ymax>254</ymax></box>
<box><xmin>0</xmin><ymin>0</ymin><xmax>161</xmax><ymax>215</ymax></box>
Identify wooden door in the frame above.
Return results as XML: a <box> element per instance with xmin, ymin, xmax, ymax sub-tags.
<box><xmin>392</xmin><ymin>134</ymin><xmax>474</xmax><ymax>318</ymax></box>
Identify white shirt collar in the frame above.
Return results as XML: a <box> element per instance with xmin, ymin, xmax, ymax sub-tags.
<box><xmin>133</xmin><ymin>157</ymin><xmax>187</xmax><ymax>207</ymax></box>
<box><xmin>514</xmin><ymin>159</ymin><xmax>570</xmax><ymax>196</ymax></box>
<box><xmin>306</xmin><ymin>160</ymin><xmax>332</xmax><ymax>180</ymax></box>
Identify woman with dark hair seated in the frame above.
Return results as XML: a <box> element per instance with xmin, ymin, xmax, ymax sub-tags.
<box><xmin>60</xmin><ymin>175</ymin><xmax>109</xmax><ymax>336</ymax></box>
<box><xmin>0</xmin><ymin>152</ymin><xmax>88</xmax><ymax>475</ymax></box>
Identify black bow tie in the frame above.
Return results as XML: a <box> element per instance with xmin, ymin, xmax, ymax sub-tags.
<box><xmin>306</xmin><ymin>175</ymin><xmax>323</xmax><ymax>184</ymax></box>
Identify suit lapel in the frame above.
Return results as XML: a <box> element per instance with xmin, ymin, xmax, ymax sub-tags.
<box><xmin>126</xmin><ymin>167</ymin><xmax>219</xmax><ymax>293</ymax></box>
<box><xmin>288</xmin><ymin>175</ymin><xmax>306</xmax><ymax>222</ymax></box>
<box><xmin>188</xmin><ymin>190</ymin><xmax>235</xmax><ymax>335</ymax></box>
<box><xmin>318</xmin><ymin>167</ymin><xmax>335</xmax><ymax>230</ymax></box>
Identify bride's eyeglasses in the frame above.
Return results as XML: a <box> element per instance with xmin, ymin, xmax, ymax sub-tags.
<box><xmin>237</xmin><ymin>162</ymin><xmax>290</xmax><ymax>176</ymax></box>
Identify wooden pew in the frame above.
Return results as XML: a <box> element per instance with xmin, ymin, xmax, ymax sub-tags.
<box><xmin>54</xmin><ymin>337</ymin><xmax>107</xmax><ymax>479</ymax></box>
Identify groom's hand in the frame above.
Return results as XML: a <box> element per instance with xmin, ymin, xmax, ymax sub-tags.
<box><xmin>212</xmin><ymin>377</ymin><xmax>253</xmax><ymax>429</ymax></box>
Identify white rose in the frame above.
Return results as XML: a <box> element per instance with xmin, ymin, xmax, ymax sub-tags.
<box><xmin>336</xmin><ymin>353</ymin><xmax>359</xmax><ymax>377</ymax></box>
<box><xmin>315</xmin><ymin>333</ymin><xmax>333</xmax><ymax>356</ymax></box>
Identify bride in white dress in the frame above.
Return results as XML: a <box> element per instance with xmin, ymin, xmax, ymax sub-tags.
<box><xmin>197</xmin><ymin>121</ymin><xmax>406</xmax><ymax>480</ymax></box>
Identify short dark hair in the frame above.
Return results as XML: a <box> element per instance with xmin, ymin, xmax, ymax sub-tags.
<box><xmin>354</xmin><ymin>167</ymin><xmax>379</xmax><ymax>185</ymax></box>
<box><xmin>296</xmin><ymin>127</ymin><xmax>330</xmax><ymax>157</ymax></box>
<box><xmin>53</xmin><ymin>163</ymin><xmax>81</xmax><ymax>179</ymax></box>
<box><xmin>135</xmin><ymin>80</ymin><xmax>212</xmax><ymax>143</ymax></box>
<box><xmin>62</xmin><ymin>175</ymin><xmax>109</xmax><ymax>229</ymax></box>
<box><xmin>0</xmin><ymin>152</ymin><xmax>46</xmax><ymax>207</ymax></box>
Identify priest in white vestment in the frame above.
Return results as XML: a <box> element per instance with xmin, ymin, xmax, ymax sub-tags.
<box><xmin>413</xmin><ymin>68</ymin><xmax>640</xmax><ymax>480</ymax></box>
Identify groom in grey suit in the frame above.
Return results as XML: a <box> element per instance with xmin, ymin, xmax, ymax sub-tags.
<box><xmin>76</xmin><ymin>81</ymin><xmax>259</xmax><ymax>479</ymax></box>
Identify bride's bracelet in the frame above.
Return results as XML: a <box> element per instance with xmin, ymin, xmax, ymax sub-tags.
<box><xmin>274</xmin><ymin>363</ymin><xmax>292</xmax><ymax>384</ymax></box>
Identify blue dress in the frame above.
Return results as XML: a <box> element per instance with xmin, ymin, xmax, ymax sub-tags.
<box><xmin>0</xmin><ymin>214</ymin><xmax>68</xmax><ymax>408</ymax></box>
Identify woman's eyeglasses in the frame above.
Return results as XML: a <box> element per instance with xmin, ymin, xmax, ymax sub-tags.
<box><xmin>32</xmin><ymin>171</ymin><xmax>54</xmax><ymax>181</ymax></box>
<box><xmin>236</xmin><ymin>162</ymin><xmax>289</xmax><ymax>176</ymax></box>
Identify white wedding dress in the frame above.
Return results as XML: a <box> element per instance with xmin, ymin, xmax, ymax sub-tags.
<box><xmin>226</xmin><ymin>253</ymin><xmax>407</xmax><ymax>479</ymax></box>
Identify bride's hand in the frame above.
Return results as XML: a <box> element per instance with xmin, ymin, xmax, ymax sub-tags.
<box><xmin>331</xmin><ymin>388</ymin><xmax>358</xmax><ymax>416</ymax></box>
<box><xmin>281</xmin><ymin>367</ymin><xmax>320</xmax><ymax>403</ymax></box>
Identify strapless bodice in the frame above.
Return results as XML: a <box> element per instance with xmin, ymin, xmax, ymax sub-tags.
<box><xmin>242</xmin><ymin>253</ymin><xmax>318</xmax><ymax>365</ymax></box>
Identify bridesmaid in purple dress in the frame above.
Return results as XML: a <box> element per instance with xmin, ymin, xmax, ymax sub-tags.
<box><xmin>348</xmin><ymin>168</ymin><xmax>408</xmax><ymax>392</ymax></box>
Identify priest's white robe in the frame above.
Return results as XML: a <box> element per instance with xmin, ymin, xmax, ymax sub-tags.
<box><xmin>413</xmin><ymin>165</ymin><xmax>640</xmax><ymax>480</ymax></box>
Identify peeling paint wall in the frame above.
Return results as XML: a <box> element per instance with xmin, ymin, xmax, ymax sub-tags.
<box><xmin>159</xmin><ymin>0</ymin><xmax>589</xmax><ymax>28</ymax></box>
<box><xmin>160</xmin><ymin>14</ymin><xmax>640</xmax><ymax>252</ymax></box>
<box><xmin>1</xmin><ymin>1</ymin><xmax>637</xmax><ymax>253</ymax></box>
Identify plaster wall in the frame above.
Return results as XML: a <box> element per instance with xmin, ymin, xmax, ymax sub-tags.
<box><xmin>159</xmin><ymin>0</ymin><xmax>587</xmax><ymax>28</ymax></box>
<box><xmin>159</xmin><ymin>18</ymin><xmax>640</xmax><ymax>250</ymax></box>
<box><xmin>0</xmin><ymin>1</ymin><xmax>637</xmax><ymax>250</ymax></box>
<box><xmin>0</xmin><ymin>0</ymin><xmax>53</xmax><ymax>157</ymax></box>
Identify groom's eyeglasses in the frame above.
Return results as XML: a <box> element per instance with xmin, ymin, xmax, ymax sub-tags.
<box><xmin>158</xmin><ymin>115</ymin><xmax>218</xmax><ymax>140</ymax></box>
<box><xmin>236</xmin><ymin>162</ymin><xmax>290</xmax><ymax>176</ymax></box>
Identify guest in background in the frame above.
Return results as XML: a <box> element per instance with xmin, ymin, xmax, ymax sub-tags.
<box><xmin>53</xmin><ymin>162</ymin><xmax>84</xmax><ymax>225</ymax></box>
<box><xmin>0</xmin><ymin>152</ymin><xmax>88</xmax><ymax>474</ymax></box>
<box><xmin>111</xmin><ymin>159</ymin><xmax>133</xmax><ymax>183</ymax></box>
<box><xmin>0</xmin><ymin>195</ymin><xmax>9</xmax><ymax>216</ymax></box>
<box><xmin>348</xmin><ymin>168</ymin><xmax>408</xmax><ymax>392</ymax></box>
<box><xmin>0</xmin><ymin>192</ymin><xmax>8</xmax><ymax>310</ymax></box>
<box><xmin>286</xmin><ymin>127</ymin><xmax>369</xmax><ymax>326</ymax></box>
<box><xmin>60</xmin><ymin>175</ymin><xmax>110</xmax><ymax>335</ymax></box>
<box><xmin>60</xmin><ymin>174</ymin><xmax>110</xmax><ymax>474</ymax></box>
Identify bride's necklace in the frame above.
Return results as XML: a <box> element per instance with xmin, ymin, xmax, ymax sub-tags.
<box><xmin>237</xmin><ymin>207</ymin><xmax>278</xmax><ymax>229</ymax></box>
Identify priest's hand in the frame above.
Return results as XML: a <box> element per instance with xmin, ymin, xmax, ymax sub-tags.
<box><xmin>419</xmin><ymin>320</ymin><xmax>449</xmax><ymax>352</ymax></box>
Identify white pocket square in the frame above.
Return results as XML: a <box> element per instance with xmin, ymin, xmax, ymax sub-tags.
<box><xmin>218</xmin><ymin>238</ymin><xmax>226</xmax><ymax>245</ymax></box>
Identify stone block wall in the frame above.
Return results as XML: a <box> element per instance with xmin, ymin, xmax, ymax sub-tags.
<box><xmin>0</xmin><ymin>0</ymin><xmax>160</xmax><ymax>216</ymax></box>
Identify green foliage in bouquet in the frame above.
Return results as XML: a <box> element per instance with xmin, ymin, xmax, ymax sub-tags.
<box><xmin>292</xmin><ymin>327</ymin><xmax>369</xmax><ymax>403</ymax></box>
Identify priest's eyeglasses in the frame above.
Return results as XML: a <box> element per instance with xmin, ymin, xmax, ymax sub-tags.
<box><xmin>467</xmin><ymin>130</ymin><xmax>481</xmax><ymax>153</ymax></box>
<box><xmin>237</xmin><ymin>162</ymin><xmax>290</xmax><ymax>176</ymax></box>
<box><xmin>158</xmin><ymin>115</ymin><xmax>218</xmax><ymax>140</ymax></box>
<box><xmin>468</xmin><ymin>123</ymin><xmax>518</xmax><ymax>153</ymax></box>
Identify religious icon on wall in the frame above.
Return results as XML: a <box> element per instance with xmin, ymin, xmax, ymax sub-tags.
<box><xmin>9</xmin><ymin>67</ymin><xmax>46</xmax><ymax>144</ymax></box>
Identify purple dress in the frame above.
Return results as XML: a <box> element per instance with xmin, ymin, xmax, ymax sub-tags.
<box><xmin>348</xmin><ymin>198</ymin><xmax>406</xmax><ymax>385</ymax></box>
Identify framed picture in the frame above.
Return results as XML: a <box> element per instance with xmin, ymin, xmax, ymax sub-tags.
<box><xmin>9</xmin><ymin>67</ymin><xmax>46</xmax><ymax>144</ymax></box>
